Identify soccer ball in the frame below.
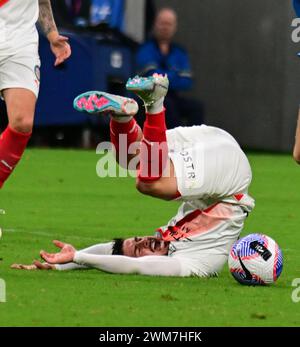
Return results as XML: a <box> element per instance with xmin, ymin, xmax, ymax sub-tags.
<box><xmin>228</xmin><ymin>233</ymin><xmax>283</xmax><ymax>285</ymax></box>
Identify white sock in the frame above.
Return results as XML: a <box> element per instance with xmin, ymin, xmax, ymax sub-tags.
<box><xmin>145</xmin><ymin>97</ymin><xmax>164</xmax><ymax>114</ymax></box>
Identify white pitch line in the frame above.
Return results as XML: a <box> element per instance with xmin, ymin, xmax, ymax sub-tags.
<box><xmin>2</xmin><ymin>228</ymin><xmax>106</xmax><ymax>242</ymax></box>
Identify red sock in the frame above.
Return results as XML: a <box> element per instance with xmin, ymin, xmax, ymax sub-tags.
<box><xmin>138</xmin><ymin>109</ymin><xmax>168</xmax><ymax>182</ymax></box>
<box><xmin>0</xmin><ymin>126</ymin><xmax>31</xmax><ymax>188</ymax></box>
<box><xmin>110</xmin><ymin>118</ymin><xmax>140</xmax><ymax>166</ymax></box>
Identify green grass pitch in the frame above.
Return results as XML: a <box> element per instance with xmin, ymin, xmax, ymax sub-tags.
<box><xmin>0</xmin><ymin>149</ymin><xmax>299</xmax><ymax>327</ymax></box>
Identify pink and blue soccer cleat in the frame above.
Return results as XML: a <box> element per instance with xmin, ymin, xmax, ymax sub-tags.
<box><xmin>73</xmin><ymin>91</ymin><xmax>139</xmax><ymax>116</ymax></box>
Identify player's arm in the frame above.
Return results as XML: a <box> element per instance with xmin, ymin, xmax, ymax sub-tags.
<box><xmin>293</xmin><ymin>108</ymin><xmax>300</xmax><ymax>164</ymax></box>
<box><xmin>40</xmin><ymin>241</ymin><xmax>184</xmax><ymax>276</ymax></box>
<box><xmin>11</xmin><ymin>241</ymin><xmax>115</xmax><ymax>271</ymax></box>
<box><xmin>38</xmin><ymin>0</ymin><xmax>71</xmax><ymax>66</ymax></box>
<box><xmin>54</xmin><ymin>241</ymin><xmax>114</xmax><ymax>270</ymax></box>
<box><xmin>72</xmin><ymin>253</ymin><xmax>183</xmax><ymax>276</ymax></box>
<box><xmin>38</xmin><ymin>0</ymin><xmax>58</xmax><ymax>38</ymax></box>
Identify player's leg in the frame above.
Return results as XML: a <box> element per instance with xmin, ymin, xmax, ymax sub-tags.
<box><xmin>126</xmin><ymin>74</ymin><xmax>178</xmax><ymax>200</ymax></box>
<box><xmin>3</xmin><ymin>88</ymin><xmax>35</xmax><ymax>133</ymax></box>
<box><xmin>74</xmin><ymin>91</ymin><xmax>143</xmax><ymax>169</ymax></box>
<box><xmin>0</xmin><ymin>88</ymin><xmax>36</xmax><ymax>188</ymax></box>
<box><xmin>293</xmin><ymin>107</ymin><xmax>300</xmax><ymax>164</ymax></box>
<box><xmin>73</xmin><ymin>75</ymin><xmax>178</xmax><ymax>200</ymax></box>
<box><xmin>0</xmin><ymin>49</ymin><xmax>40</xmax><ymax>189</ymax></box>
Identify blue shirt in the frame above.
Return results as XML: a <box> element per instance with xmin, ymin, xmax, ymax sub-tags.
<box><xmin>294</xmin><ymin>0</ymin><xmax>300</xmax><ymax>17</ymax></box>
<box><xmin>136</xmin><ymin>39</ymin><xmax>193</xmax><ymax>92</ymax></box>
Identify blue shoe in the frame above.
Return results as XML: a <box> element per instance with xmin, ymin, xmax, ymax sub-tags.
<box><xmin>73</xmin><ymin>91</ymin><xmax>139</xmax><ymax>116</ymax></box>
<box><xmin>126</xmin><ymin>74</ymin><xmax>169</xmax><ymax>107</ymax></box>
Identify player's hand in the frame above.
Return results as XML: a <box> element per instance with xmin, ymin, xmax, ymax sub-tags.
<box><xmin>11</xmin><ymin>263</ymin><xmax>37</xmax><ymax>270</ymax></box>
<box><xmin>48</xmin><ymin>32</ymin><xmax>71</xmax><ymax>66</ymax></box>
<box><xmin>33</xmin><ymin>260</ymin><xmax>55</xmax><ymax>270</ymax></box>
<box><xmin>11</xmin><ymin>261</ymin><xmax>55</xmax><ymax>270</ymax></box>
<box><xmin>40</xmin><ymin>240</ymin><xmax>76</xmax><ymax>264</ymax></box>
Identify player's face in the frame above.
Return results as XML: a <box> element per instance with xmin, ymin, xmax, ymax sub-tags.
<box><xmin>123</xmin><ymin>237</ymin><xmax>169</xmax><ymax>257</ymax></box>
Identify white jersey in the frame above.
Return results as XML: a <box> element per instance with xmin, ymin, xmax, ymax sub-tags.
<box><xmin>156</xmin><ymin>201</ymin><xmax>251</xmax><ymax>276</ymax></box>
<box><xmin>0</xmin><ymin>0</ymin><xmax>39</xmax><ymax>56</ymax></box>
<box><xmin>156</xmin><ymin>125</ymin><xmax>255</xmax><ymax>276</ymax></box>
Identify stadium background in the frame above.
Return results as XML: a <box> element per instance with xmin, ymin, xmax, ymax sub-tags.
<box><xmin>1</xmin><ymin>0</ymin><xmax>298</xmax><ymax>152</ymax></box>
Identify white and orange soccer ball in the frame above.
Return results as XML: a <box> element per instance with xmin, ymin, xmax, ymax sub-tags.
<box><xmin>228</xmin><ymin>233</ymin><xmax>283</xmax><ymax>285</ymax></box>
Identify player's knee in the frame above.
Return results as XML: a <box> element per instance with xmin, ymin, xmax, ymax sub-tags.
<box><xmin>136</xmin><ymin>179</ymin><xmax>151</xmax><ymax>195</ymax></box>
<box><xmin>136</xmin><ymin>179</ymin><xmax>160</xmax><ymax>197</ymax></box>
<box><xmin>10</xmin><ymin>115</ymin><xmax>34</xmax><ymax>133</ymax></box>
<box><xmin>293</xmin><ymin>150</ymin><xmax>300</xmax><ymax>164</ymax></box>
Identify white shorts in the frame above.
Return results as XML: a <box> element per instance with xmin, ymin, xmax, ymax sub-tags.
<box><xmin>0</xmin><ymin>44</ymin><xmax>41</xmax><ymax>98</ymax></box>
<box><xmin>166</xmin><ymin>125</ymin><xmax>252</xmax><ymax>201</ymax></box>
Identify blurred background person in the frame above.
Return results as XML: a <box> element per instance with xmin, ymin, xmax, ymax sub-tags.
<box><xmin>135</xmin><ymin>7</ymin><xmax>204</xmax><ymax>129</ymax></box>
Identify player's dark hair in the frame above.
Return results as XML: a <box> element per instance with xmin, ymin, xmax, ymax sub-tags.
<box><xmin>112</xmin><ymin>238</ymin><xmax>125</xmax><ymax>255</ymax></box>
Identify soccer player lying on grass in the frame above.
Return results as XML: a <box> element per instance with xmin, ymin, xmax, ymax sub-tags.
<box><xmin>11</xmin><ymin>74</ymin><xmax>255</xmax><ymax>277</ymax></box>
